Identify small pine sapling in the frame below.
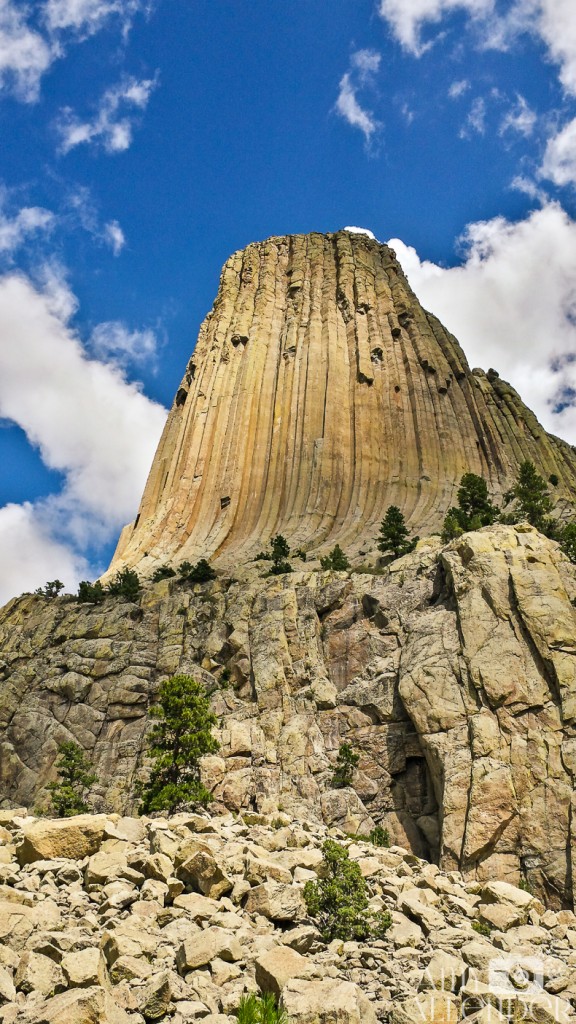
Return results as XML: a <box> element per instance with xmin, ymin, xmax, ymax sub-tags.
<box><xmin>47</xmin><ymin>741</ymin><xmax>96</xmax><ymax>817</ymax></box>
<box><xmin>331</xmin><ymin>743</ymin><xmax>359</xmax><ymax>788</ymax></box>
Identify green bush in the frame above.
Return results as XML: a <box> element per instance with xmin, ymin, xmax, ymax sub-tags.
<box><xmin>35</xmin><ymin>580</ymin><xmax>65</xmax><ymax>598</ymax></box>
<box><xmin>47</xmin><ymin>741</ymin><xmax>97</xmax><ymax>817</ymax></box>
<box><xmin>106</xmin><ymin>568</ymin><xmax>141</xmax><ymax>601</ymax></box>
<box><xmin>559</xmin><ymin>522</ymin><xmax>576</xmax><ymax>563</ymax></box>
<box><xmin>331</xmin><ymin>743</ymin><xmax>359</xmax><ymax>788</ymax></box>
<box><xmin>320</xmin><ymin>545</ymin><xmax>350</xmax><ymax>571</ymax></box>
<box><xmin>139</xmin><ymin>674</ymin><xmax>220</xmax><ymax>814</ymax></box>
<box><xmin>442</xmin><ymin>472</ymin><xmax>498</xmax><ymax>541</ymax></box>
<box><xmin>505</xmin><ymin>460</ymin><xmax>553</xmax><ymax>532</ymax></box>
<box><xmin>472</xmin><ymin>920</ymin><xmax>491</xmax><ymax>937</ymax></box>
<box><xmin>151</xmin><ymin>565</ymin><xmax>177</xmax><ymax>582</ymax></box>
<box><xmin>178</xmin><ymin>559</ymin><xmax>217</xmax><ymax>583</ymax></box>
<box><xmin>377</xmin><ymin>507</ymin><xmax>417</xmax><ymax>559</ymax></box>
<box><xmin>237</xmin><ymin>993</ymin><xmax>287</xmax><ymax>1024</ymax></box>
<box><xmin>369</xmin><ymin>824</ymin><xmax>390</xmax><ymax>847</ymax></box>
<box><xmin>269</xmin><ymin>535</ymin><xmax>292</xmax><ymax>575</ymax></box>
<box><xmin>77</xmin><ymin>580</ymin><xmax>105</xmax><ymax>604</ymax></box>
<box><xmin>303</xmin><ymin>840</ymin><xmax>392</xmax><ymax>942</ymax></box>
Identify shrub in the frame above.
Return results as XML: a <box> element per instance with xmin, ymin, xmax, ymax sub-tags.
<box><xmin>378</xmin><ymin>507</ymin><xmax>417</xmax><ymax>559</ymax></box>
<box><xmin>506</xmin><ymin>460</ymin><xmax>553</xmax><ymax>531</ymax></box>
<box><xmin>139</xmin><ymin>674</ymin><xmax>220</xmax><ymax>814</ymax></box>
<box><xmin>47</xmin><ymin>741</ymin><xmax>96</xmax><ymax>817</ymax></box>
<box><xmin>77</xmin><ymin>580</ymin><xmax>105</xmax><ymax>604</ymax></box>
<box><xmin>472</xmin><ymin>920</ymin><xmax>491</xmax><ymax>937</ymax></box>
<box><xmin>269</xmin><ymin>535</ymin><xmax>292</xmax><ymax>575</ymax></box>
<box><xmin>35</xmin><ymin>580</ymin><xmax>65</xmax><ymax>598</ymax></box>
<box><xmin>442</xmin><ymin>472</ymin><xmax>498</xmax><ymax>541</ymax></box>
<box><xmin>151</xmin><ymin>565</ymin><xmax>176</xmax><ymax>582</ymax></box>
<box><xmin>178</xmin><ymin>559</ymin><xmax>217</xmax><ymax>583</ymax></box>
<box><xmin>549</xmin><ymin>473</ymin><xmax>559</xmax><ymax>487</ymax></box>
<box><xmin>303</xmin><ymin>840</ymin><xmax>392</xmax><ymax>942</ymax></box>
<box><xmin>331</xmin><ymin>743</ymin><xmax>359</xmax><ymax>789</ymax></box>
<box><xmin>106</xmin><ymin>568</ymin><xmax>141</xmax><ymax>601</ymax></box>
<box><xmin>320</xmin><ymin>545</ymin><xmax>350</xmax><ymax>571</ymax></box>
<box><xmin>559</xmin><ymin>522</ymin><xmax>576</xmax><ymax>564</ymax></box>
<box><xmin>369</xmin><ymin>824</ymin><xmax>390</xmax><ymax>847</ymax></box>
<box><xmin>237</xmin><ymin>993</ymin><xmax>287</xmax><ymax>1024</ymax></box>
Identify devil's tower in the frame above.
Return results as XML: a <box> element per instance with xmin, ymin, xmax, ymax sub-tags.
<box><xmin>108</xmin><ymin>230</ymin><xmax>576</xmax><ymax>576</ymax></box>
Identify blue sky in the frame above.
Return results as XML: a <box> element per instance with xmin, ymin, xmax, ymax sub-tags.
<box><xmin>2</xmin><ymin>0</ymin><xmax>576</xmax><ymax>601</ymax></box>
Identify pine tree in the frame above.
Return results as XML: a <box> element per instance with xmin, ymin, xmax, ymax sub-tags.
<box><xmin>303</xmin><ymin>840</ymin><xmax>392</xmax><ymax>942</ymax></box>
<box><xmin>270</xmin><ymin>535</ymin><xmax>292</xmax><ymax>575</ymax></box>
<box><xmin>510</xmin><ymin>461</ymin><xmax>553</xmax><ymax>531</ymax></box>
<box><xmin>320</xmin><ymin>545</ymin><xmax>350</xmax><ymax>571</ymax></box>
<box><xmin>47</xmin><ymin>742</ymin><xmax>96</xmax><ymax>817</ymax></box>
<box><xmin>442</xmin><ymin>472</ymin><xmax>498</xmax><ymax>541</ymax></box>
<box><xmin>106</xmin><ymin>568</ymin><xmax>141</xmax><ymax>601</ymax></box>
<box><xmin>331</xmin><ymin>743</ymin><xmax>359</xmax><ymax>788</ymax></box>
<box><xmin>139</xmin><ymin>674</ymin><xmax>220</xmax><ymax>814</ymax></box>
<box><xmin>377</xmin><ymin>506</ymin><xmax>416</xmax><ymax>559</ymax></box>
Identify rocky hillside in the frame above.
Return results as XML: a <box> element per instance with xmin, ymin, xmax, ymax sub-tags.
<box><xmin>0</xmin><ymin>807</ymin><xmax>574</xmax><ymax>1023</ymax></box>
<box><xmin>106</xmin><ymin>230</ymin><xmax>576</xmax><ymax>578</ymax></box>
<box><xmin>1</xmin><ymin>524</ymin><xmax>574</xmax><ymax>910</ymax></box>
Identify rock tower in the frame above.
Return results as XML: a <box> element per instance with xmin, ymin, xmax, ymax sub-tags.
<box><xmin>108</xmin><ymin>230</ymin><xmax>576</xmax><ymax>575</ymax></box>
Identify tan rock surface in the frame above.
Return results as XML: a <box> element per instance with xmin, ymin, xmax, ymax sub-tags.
<box><xmin>104</xmin><ymin>230</ymin><xmax>576</xmax><ymax>577</ymax></box>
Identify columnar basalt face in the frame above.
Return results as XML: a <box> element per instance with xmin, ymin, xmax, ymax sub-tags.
<box><xmin>108</xmin><ymin>231</ymin><xmax>576</xmax><ymax>575</ymax></box>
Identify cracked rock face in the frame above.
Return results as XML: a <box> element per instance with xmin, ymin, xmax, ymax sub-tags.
<box><xmin>105</xmin><ymin>230</ymin><xmax>576</xmax><ymax>577</ymax></box>
<box><xmin>0</xmin><ymin>525</ymin><xmax>574</xmax><ymax>909</ymax></box>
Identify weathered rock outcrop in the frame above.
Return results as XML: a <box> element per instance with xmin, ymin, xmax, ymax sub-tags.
<box><xmin>0</xmin><ymin>525</ymin><xmax>574</xmax><ymax>908</ymax></box>
<box><xmin>0</xmin><ymin>807</ymin><xmax>574</xmax><ymax>1023</ymax></box>
<box><xmin>106</xmin><ymin>230</ymin><xmax>576</xmax><ymax>577</ymax></box>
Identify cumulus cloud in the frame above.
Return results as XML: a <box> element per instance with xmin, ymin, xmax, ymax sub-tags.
<box><xmin>499</xmin><ymin>94</ymin><xmax>537</xmax><ymax>137</ymax></box>
<box><xmin>0</xmin><ymin>203</ymin><xmax>54</xmax><ymax>255</ymax></box>
<box><xmin>378</xmin><ymin>0</ymin><xmax>576</xmax><ymax>98</ymax></box>
<box><xmin>0</xmin><ymin>0</ymin><xmax>54</xmax><ymax>102</ymax></box>
<box><xmin>448</xmin><ymin>79</ymin><xmax>471</xmax><ymax>99</ymax></box>
<box><xmin>90</xmin><ymin>320</ymin><xmax>157</xmax><ymax>365</ymax></box>
<box><xmin>389</xmin><ymin>202</ymin><xmax>576</xmax><ymax>443</ymax></box>
<box><xmin>0</xmin><ymin>271</ymin><xmax>167</xmax><ymax>603</ymax></box>
<box><xmin>335</xmin><ymin>49</ymin><xmax>382</xmax><ymax>148</ymax></box>
<box><xmin>0</xmin><ymin>0</ymin><xmax>149</xmax><ymax>103</ymax></box>
<box><xmin>56</xmin><ymin>74</ymin><xmax>158</xmax><ymax>154</ymax></box>
<box><xmin>43</xmin><ymin>0</ymin><xmax>147</xmax><ymax>37</ymax></box>
<box><xmin>103</xmin><ymin>219</ymin><xmax>125</xmax><ymax>255</ymax></box>
<box><xmin>460</xmin><ymin>95</ymin><xmax>486</xmax><ymax>137</ymax></box>
<box><xmin>540</xmin><ymin>117</ymin><xmax>576</xmax><ymax>186</ymax></box>
<box><xmin>0</xmin><ymin>503</ymin><xmax>88</xmax><ymax>605</ymax></box>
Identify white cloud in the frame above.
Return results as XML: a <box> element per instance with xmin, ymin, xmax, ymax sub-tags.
<box><xmin>0</xmin><ymin>271</ymin><xmax>166</xmax><ymax>603</ymax></box>
<box><xmin>103</xmin><ymin>219</ymin><xmax>125</xmax><ymax>255</ymax></box>
<box><xmin>540</xmin><ymin>117</ymin><xmax>576</xmax><ymax>186</ymax></box>
<box><xmin>499</xmin><ymin>93</ymin><xmax>537</xmax><ymax>137</ymax></box>
<box><xmin>448</xmin><ymin>78</ymin><xmax>470</xmax><ymax>99</ymax></box>
<box><xmin>43</xmin><ymin>0</ymin><xmax>146</xmax><ymax>37</ymax></box>
<box><xmin>90</xmin><ymin>320</ymin><xmax>157</xmax><ymax>365</ymax></box>
<box><xmin>378</xmin><ymin>0</ymin><xmax>576</xmax><ymax>98</ymax></box>
<box><xmin>56</xmin><ymin>74</ymin><xmax>157</xmax><ymax>153</ymax></box>
<box><xmin>389</xmin><ymin>202</ymin><xmax>576</xmax><ymax>443</ymax></box>
<box><xmin>0</xmin><ymin>502</ymin><xmax>88</xmax><ymax>603</ymax></box>
<box><xmin>351</xmin><ymin>48</ymin><xmax>382</xmax><ymax>81</ymax></box>
<box><xmin>0</xmin><ymin>0</ymin><xmax>149</xmax><ymax>103</ymax></box>
<box><xmin>377</xmin><ymin>0</ymin><xmax>494</xmax><ymax>57</ymax></box>
<box><xmin>460</xmin><ymin>95</ymin><xmax>486</xmax><ymax>137</ymax></box>
<box><xmin>0</xmin><ymin>204</ymin><xmax>54</xmax><ymax>254</ymax></box>
<box><xmin>0</xmin><ymin>0</ymin><xmax>54</xmax><ymax>102</ymax></box>
<box><xmin>335</xmin><ymin>49</ymin><xmax>382</xmax><ymax>147</ymax></box>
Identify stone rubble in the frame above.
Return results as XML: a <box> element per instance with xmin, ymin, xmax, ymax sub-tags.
<box><xmin>0</xmin><ymin>808</ymin><xmax>574</xmax><ymax>1023</ymax></box>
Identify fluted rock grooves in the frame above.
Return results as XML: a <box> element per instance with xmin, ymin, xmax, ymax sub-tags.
<box><xmin>109</xmin><ymin>231</ymin><xmax>576</xmax><ymax>575</ymax></box>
